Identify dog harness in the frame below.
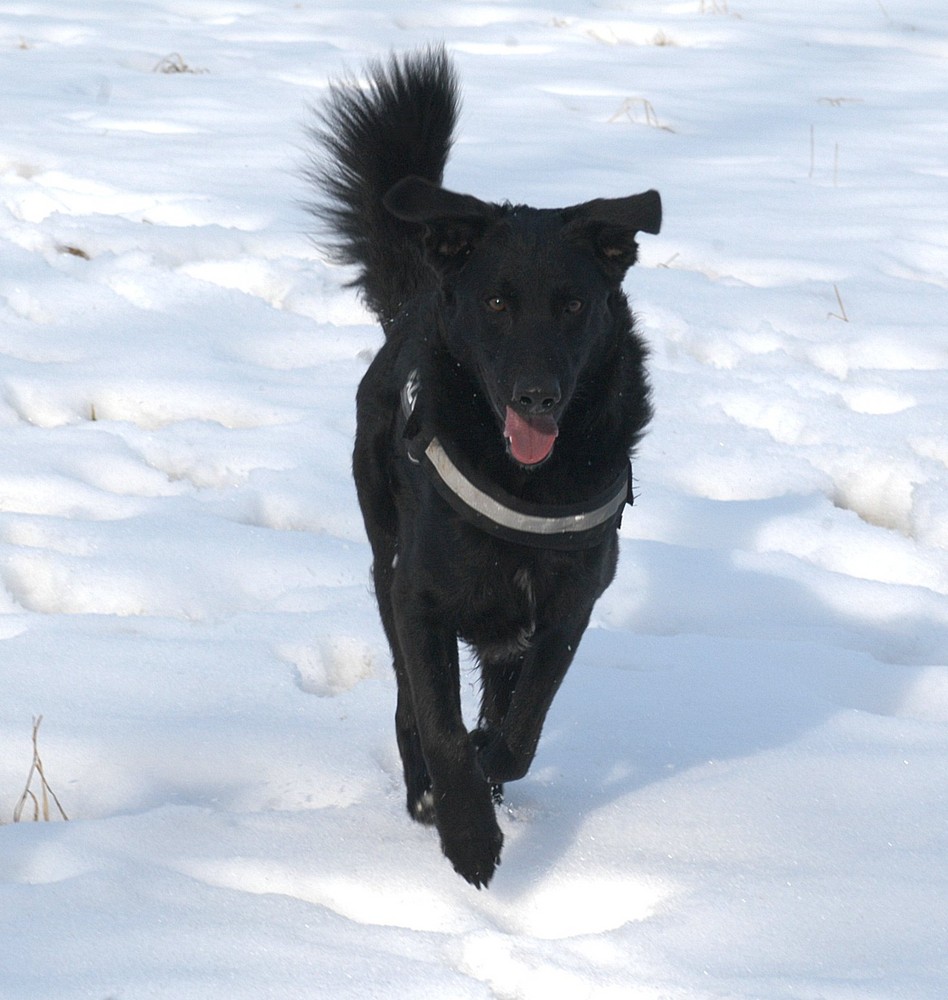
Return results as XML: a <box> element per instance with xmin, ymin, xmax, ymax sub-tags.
<box><xmin>400</xmin><ymin>370</ymin><xmax>633</xmax><ymax>550</ymax></box>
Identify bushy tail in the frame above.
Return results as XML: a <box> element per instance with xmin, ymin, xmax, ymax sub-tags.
<box><xmin>306</xmin><ymin>47</ymin><xmax>459</xmax><ymax>330</ymax></box>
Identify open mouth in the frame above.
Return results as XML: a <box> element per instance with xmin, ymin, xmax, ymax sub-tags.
<box><xmin>503</xmin><ymin>407</ymin><xmax>559</xmax><ymax>467</ymax></box>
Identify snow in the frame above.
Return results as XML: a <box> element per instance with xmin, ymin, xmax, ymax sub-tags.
<box><xmin>1</xmin><ymin>0</ymin><xmax>947</xmax><ymax>997</ymax></box>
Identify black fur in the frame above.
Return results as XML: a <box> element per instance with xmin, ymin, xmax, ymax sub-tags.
<box><xmin>307</xmin><ymin>47</ymin><xmax>660</xmax><ymax>887</ymax></box>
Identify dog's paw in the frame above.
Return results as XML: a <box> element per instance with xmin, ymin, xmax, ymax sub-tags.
<box><xmin>433</xmin><ymin>776</ymin><xmax>503</xmax><ymax>888</ymax></box>
<box><xmin>409</xmin><ymin>789</ymin><xmax>436</xmax><ymax>825</ymax></box>
<box><xmin>442</xmin><ymin>817</ymin><xmax>503</xmax><ymax>889</ymax></box>
<box><xmin>472</xmin><ymin>727</ymin><xmax>525</xmax><ymax>784</ymax></box>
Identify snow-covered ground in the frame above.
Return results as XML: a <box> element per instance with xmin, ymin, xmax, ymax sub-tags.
<box><xmin>2</xmin><ymin>1</ymin><xmax>947</xmax><ymax>997</ymax></box>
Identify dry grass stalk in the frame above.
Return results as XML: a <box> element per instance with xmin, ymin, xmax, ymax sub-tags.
<box><xmin>828</xmin><ymin>284</ymin><xmax>849</xmax><ymax>323</ymax></box>
<box><xmin>608</xmin><ymin>97</ymin><xmax>674</xmax><ymax>132</ymax></box>
<box><xmin>13</xmin><ymin>716</ymin><xmax>69</xmax><ymax>823</ymax></box>
<box><xmin>57</xmin><ymin>244</ymin><xmax>91</xmax><ymax>260</ymax></box>
<box><xmin>153</xmin><ymin>53</ymin><xmax>206</xmax><ymax>75</ymax></box>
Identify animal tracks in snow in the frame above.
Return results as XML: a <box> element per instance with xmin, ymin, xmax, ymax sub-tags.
<box><xmin>0</xmin><ymin>206</ymin><xmax>364</xmax><ymax>618</ymax></box>
<box><xmin>281</xmin><ymin>636</ymin><xmax>380</xmax><ymax>697</ymax></box>
<box><xmin>3</xmin><ymin>375</ymin><xmax>296</xmax><ymax>432</ymax></box>
<box><xmin>637</xmin><ymin>266</ymin><xmax>947</xmax><ymax>560</ymax></box>
<box><xmin>0</xmin><ymin>148</ymin><xmax>371</xmax><ymax>581</ymax></box>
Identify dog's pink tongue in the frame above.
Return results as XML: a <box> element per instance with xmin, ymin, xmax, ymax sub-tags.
<box><xmin>504</xmin><ymin>407</ymin><xmax>558</xmax><ymax>465</ymax></box>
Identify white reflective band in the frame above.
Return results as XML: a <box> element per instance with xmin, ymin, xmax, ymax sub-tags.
<box><xmin>425</xmin><ymin>437</ymin><xmax>627</xmax><ymax>536</ymax></box>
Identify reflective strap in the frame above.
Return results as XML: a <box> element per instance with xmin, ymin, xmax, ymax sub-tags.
<box><xmin>424</xmin><ymin>436</ymin><xmax>628</xmax><ymax>537</ymax></box>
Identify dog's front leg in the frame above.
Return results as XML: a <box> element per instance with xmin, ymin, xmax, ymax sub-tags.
<box><xmin>474</xmin><ymin>610</ymin><xmax>592</xmax><ymax>785</ymax></box>
<box><xmin>392</xmin><ymin>582</ymin><xmax>503</xmax><ymax>887</ymax></box>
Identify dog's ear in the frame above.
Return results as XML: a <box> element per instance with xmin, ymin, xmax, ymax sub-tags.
<box><xmin>384</xmin><ymin>176</ymin><xmax>494</xmax><ymax>266</ymax></box>
<box><xmin>562</xmin><ymin>189</ymin><xmax>662</xmax><ymax>278</ymax></box>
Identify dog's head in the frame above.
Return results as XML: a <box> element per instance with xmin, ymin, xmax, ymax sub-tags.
<box><xmin>384</xmin><ymin>177</ymin><xmax>661</xmax><ymax>468</ymax></box>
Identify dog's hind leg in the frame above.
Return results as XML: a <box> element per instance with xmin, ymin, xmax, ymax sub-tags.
<box><xmin>393</xmin><ymin>661</ymin><xmax>435</xmax><ymax>823</ymax></box>
<box><xmin>478</xmin><ymin>655</ymin><xmax>524</xmax><ymax>732</ymax></box>
<box><xmin>352</xmin><ymin>421</ymin><xmax>434</xmax><ymax>824</ymax></box>
<box><xmin>475</xmin><ymin>654</ymin><xmax>526</xmax><ymax>804</ymax></box>
<box><xmin>366</xmin><ymin>552</ymin><xmax>434</xmax><ymax>822</ymax></box>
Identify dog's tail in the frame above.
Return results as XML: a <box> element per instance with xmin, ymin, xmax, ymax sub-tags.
<box><xmin>306</xmin><ymin>47</ymin><xmax>459</xmax><ymax>330</ymax></box>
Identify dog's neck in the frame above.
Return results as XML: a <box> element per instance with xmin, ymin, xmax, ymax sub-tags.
<box><xmin>400</xmin><ymin>369</ymin><xmax>632</xmax><ymax>550</ymax></box>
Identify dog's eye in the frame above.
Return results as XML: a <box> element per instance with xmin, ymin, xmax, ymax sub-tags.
<box><xmin>565</xmin><ymin>298</ymin><xmax>584</xmax><ymax>315</ymax></box>
<box><xmin>485</xmin><ymin>296</ymin><xmax>507</xmax><ymax>313</ymax></box>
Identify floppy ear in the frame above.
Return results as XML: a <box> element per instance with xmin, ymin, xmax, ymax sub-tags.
<box><xmin>562</xmin><ymin>189</ymin><xmax>662</xmax><ymax>278</ymax></box>
<box><xmin>384</xmin><ymin>176</ymin><xmax>495</xmax><ymax>266</ymax></box>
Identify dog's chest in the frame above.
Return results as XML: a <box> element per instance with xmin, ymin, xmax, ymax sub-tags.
<box><xmin>457</xmin><ymin>564</ymin><xmax>536</xmax><ymax>662</ymax></box>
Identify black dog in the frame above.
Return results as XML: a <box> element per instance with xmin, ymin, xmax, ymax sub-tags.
<box><xmin>308</xmin><ymin>47</ymin><xmax>660</xmax><ymax>887</ymax></box>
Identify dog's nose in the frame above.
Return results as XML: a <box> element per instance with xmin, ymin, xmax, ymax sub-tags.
<box><xmin>512</xmin><ymin>378</ymin><xmax>561</xmax><ymax>416</ymax></box>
